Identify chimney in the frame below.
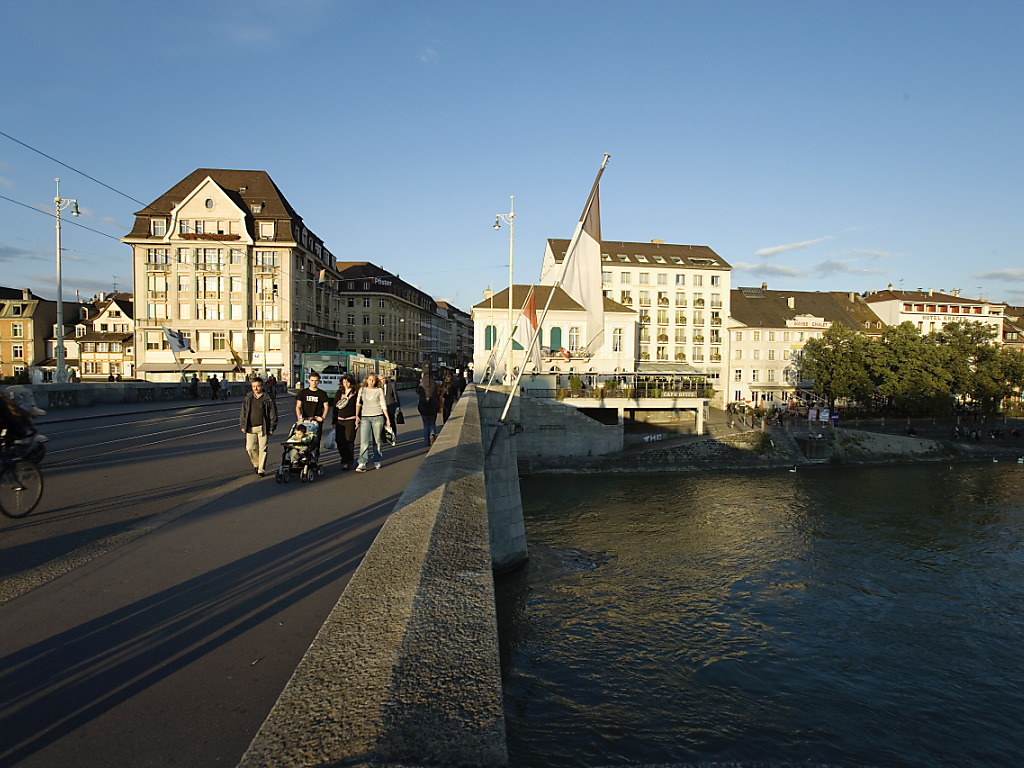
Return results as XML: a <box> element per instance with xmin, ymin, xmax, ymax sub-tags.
<box><xmin>483</xmin><ymin>288</ymin><xmax>493</xmax><ymax>300</ymax></box>
<box><xmin>787</xmin><ymin>296</ymin><xmax>795</xmax><ymax>309</ymax></box>
<box><xmin>651</xmin><ymin>239</ymin><xmax>664</xmax><ymax>245</ymax></box>
<box><xmin>762</xmin><ymin>282</ymin><xmax>768</xmax><ymax>291</ymax></box>
<box><xmin>849</xmin><ymin>292</ymin><xmax>856</xmax><ymax>303</ymax></box>
<box><xmin>887</xmin><ymin>283</ymin><xmax>893</xmax><ymax>291</ymax></box>
<box><xmin>22</xmin><ymin>288</ymin><xmax>32</xmax><ymax>300</ymax></box>
<box><xmin>928</xmin><ymin>288</ymin><xmax>933</xmax><ymax>297</ymax></box>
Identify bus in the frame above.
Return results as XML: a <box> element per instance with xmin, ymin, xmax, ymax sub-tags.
<box><xmin>299</xmin><ymin>352</ymin><xmax>410</xmax><ymax>396</ymax></box>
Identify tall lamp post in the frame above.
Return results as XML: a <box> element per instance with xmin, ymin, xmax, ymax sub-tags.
<box><xmin>54</xmin><ymin>178</ymin><xmax>79</xmax><ymax>384</ymax></box>
<box><xmin>493</xmin><ymin>196</ymin><xmax>514</xmax><ymax>382</ymax></box>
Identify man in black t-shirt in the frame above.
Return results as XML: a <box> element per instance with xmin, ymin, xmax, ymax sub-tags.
<box><xmin>295</xmin><ymin>372</ymin><xmax>331</xmax><ymax>450</ymax></box>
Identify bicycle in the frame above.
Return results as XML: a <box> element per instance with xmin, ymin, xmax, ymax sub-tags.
<box><xmin>0</xmin><ymin>448</ymin><xmax>43</xmax><ymax>519</ymax></box>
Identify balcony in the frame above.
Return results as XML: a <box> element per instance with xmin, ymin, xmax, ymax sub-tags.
<box><xmin>196</xmin><ymin>262</ymin><xmax>222</xmax><ymax>272</ymax></box>
<box><xmin>675</xmin><ymin>316</ymin><xmax>687</xmax><ymax>325</ymax></box>
<box><xmin>255</xmin><ymin>264</ymin><xmax>277</xmax><ymax>274</ymax></box>
<box><xmin>148</xmin><ymin>291</ymin><xmax>167</xmax><ymax>299</ymax></box>
<box><xmin>711</xmin><ymin>318</ymin><xmax>722</xmax><ymax>326</ymax></box>
<box><xmin>710</xmin><ymin>354</ymin><xmax>722</xmax><ymax>362</ymax></box>
<box><xmin>711</xmin><ymin>301</ymin><xmax>722</xmax><ymax>308</ymax></box>
<box><xmin>639</xmin><ymin>299</ymin><xmax>651</xmax><ymax>307</ymax></box>
<box><xmin>693</xmin><ymin>299</ymin><xmax>705</xmax><ymax>308</ymax></box>
<box><xmin>146</xmin><ymin>261</ymin><xmax>170</xmax><ymax>271</ymax></box>
<box><xmin>693</xmin><ymin>336</ymin><xmax>705</xmax><ymax>345</ymax></box>
<box><xmin>658</xmin><ymin>297</ymin><xmax>670</xmax><ymax>306</ymax></box>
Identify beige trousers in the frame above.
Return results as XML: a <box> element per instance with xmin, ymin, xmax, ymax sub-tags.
<box><xmin>246</xmin><ymin>425</ymin><xmax>269</xmax><ymax>472</ymax></box>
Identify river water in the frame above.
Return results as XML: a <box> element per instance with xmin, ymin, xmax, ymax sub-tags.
<box><xmin>494</xmin><ymin>463</ymin><xmax>1024</xmax><ymax>767</ymax></box>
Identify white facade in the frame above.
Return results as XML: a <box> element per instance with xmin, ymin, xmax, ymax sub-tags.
<box><xmin>471</xmin><ymin>286</ymin><xmax>636</xmax><ymax>380</ymax></box>
<box><xmin>540</xmin><ymin>239</ymin><xmax>732</xmax><ymax>386</ymax></box>
<box><xmin>728</xmin><ymin>319</ymin><xmax>826</xmax><ymax>407</ymax></box>
<box><xmin>864</xmin><ymin>288</ymin><xmax>1005</xmax><ymax>341</ymax></box>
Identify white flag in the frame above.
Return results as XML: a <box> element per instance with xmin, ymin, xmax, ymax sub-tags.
<box><xmin>558</xmin><ymin>158</ymin><xmax>607</xmax><ymax>355</ymax></box>
<box><xmin>515</xmin><ymin>286</ymin><xmax>542</xmax><ymax>371</ymax></box>
<box><xmin>162</xmin><ymin>326</ymin><xmax>193</xmax><ymax>355</ymax></box>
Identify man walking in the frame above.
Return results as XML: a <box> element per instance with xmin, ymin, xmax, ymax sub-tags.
<box><xmin>240</xmin><ymin>377</ymin><xmax>278</xmax><ymax>476</ymax></box>
<box><xmin>295</xmin><ymin>371</ymin><xmax>331</xmax><ymax>450</ymax></box>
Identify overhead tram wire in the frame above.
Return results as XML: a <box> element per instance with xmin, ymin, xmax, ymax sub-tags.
<box><xmin>0</xmin><ymin>129</ymin><xmax>151</xmax><ymax>210</ymax></box>
<box><xmin>0</xmin><ymin>192</ymin><xmax>123</xmax><ymax>242</ymax></box>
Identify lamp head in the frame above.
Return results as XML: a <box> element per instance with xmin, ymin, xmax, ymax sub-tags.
<box><xmin>71</xmin><ymin>202</ymin><xmax>80</xmax><ymax>217</ymax></box>
<box><xmin>493</xmin><ymin>217</ymin><xmax>501</xmax><ymax>230</ymax></box>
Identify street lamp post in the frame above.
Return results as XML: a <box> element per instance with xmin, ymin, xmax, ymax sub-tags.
<box><xmin>54</xmin><ymin>178</ymin><xmax>79</xmax><ymax>384</ymax></box>
<box><xmin>493</xmin><ymin>196</ymin><xmax>514</xmax><ymax>383</ymax></box>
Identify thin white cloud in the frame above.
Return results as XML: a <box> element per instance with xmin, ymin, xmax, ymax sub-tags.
<box><xmin>0</xmin><ymin>243</ymin><xmax>46</xmax><ymax>262</ymax></box>
<box><xmin>813</xmin><ymin>259</ymin><xmax>886</xmax><ymax>277</ymax></box>
<box><xmin>419</xmin><ymin>46</ymin><xmax>439</xmax><ymax>64</ymax></box>
<box><xmin>974</xmin><ymin>268</ymin><xmax>1024</xmax><ymax>282</ymax></box>
<box><xmin>755</xmin><ymin>235</ymin><xmax>834</xmax><ymax>258</ymax></box>
<box><xmin>733</xmin><ymin>261</ymin><xmax>809</xmax><ymax>278</ymax></box>
<box><xmin>0</xmin><ymin>176</ymin><xmax>13</xmax><ymax>189</ymax></box>
<box><xmin>846</xmin><ymin>248</ymin><xmax>898</xmax><ymax>260</ymax></box>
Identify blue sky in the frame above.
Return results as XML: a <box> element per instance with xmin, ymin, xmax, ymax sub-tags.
<box><xmin>2</xmin><ymin>0</ymin><xmax>1023</xmax><ymax>311</ymax></box>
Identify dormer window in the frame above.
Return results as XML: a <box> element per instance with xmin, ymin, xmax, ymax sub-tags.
<box><xmin>151</xmin><ymin>218</ymin><xmax>166</xmax><ymax>237</ymax></box>
<box><xmin>252</xmin><ymin>203</ymin><xmax>263</xmax><ymax>214</ymax></box>
<box><xmin>259</xmin><ymin>221</ymin><xmax>275</xmax><ymax>239</ymax></box>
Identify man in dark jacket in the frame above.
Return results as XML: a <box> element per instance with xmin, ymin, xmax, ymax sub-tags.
<box><xmin>240</xmin><ymin>377</ymin><xmax>278</xmax><ymax>476</ymax></box>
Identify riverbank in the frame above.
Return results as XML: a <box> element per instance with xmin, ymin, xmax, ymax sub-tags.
<box><xmin>524</xmin><ymin>422</ymin><xmax>1024</xmax><ymax>474</ymax></box>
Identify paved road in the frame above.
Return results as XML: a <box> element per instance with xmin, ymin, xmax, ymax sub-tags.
<box><xmin>0</xmin><ymin>391</ymin><xmax>431</xmax><ymax>767</ymax></box>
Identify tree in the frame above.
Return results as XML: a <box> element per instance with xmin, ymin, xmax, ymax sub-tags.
<box><xmin>933</xmin><ymin>321</ymin><xmax>1002</xmax><ymax>414</ymax></box>
<box><xmin>866</xmin><ymin>322</ymin><xmax>950</xmax><ymax>416</ymax></box>
<box><xmin>798</xmin><ymin>323</ymin><xmax>873</xmax><ymax>410</ymax></box>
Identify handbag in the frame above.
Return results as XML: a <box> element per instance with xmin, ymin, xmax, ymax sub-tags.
<box><xmin>395</xmin><ymin>408</ymin><xmax>405</xmax><ymax>425</ymax></box>
<box><xmin>383</xmin><ymin>425</ymin><xmax>396</xmax><ymax>446</ymax></box>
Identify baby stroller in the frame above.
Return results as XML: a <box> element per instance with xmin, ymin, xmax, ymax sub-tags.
<box><xmin>275</xmin><ymin>420</ymin><xmax>323</xmax><ymax>483</ymax></box>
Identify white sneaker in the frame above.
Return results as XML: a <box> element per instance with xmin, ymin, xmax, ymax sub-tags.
<box><xmin>373</xmin><ymin>462</ymin><xmax>381</xmax><ymax>470</ymax></box>
<box><xmin>355</xmin><ymin>465</ymin><xmax>367</xmax><ymax>472</ymax></box>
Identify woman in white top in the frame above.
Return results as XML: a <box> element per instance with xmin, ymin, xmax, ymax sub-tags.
<box><xmin>355</xmin><ymin>373</ymin><xmax>391</xmax><ymax>471</ymax></box>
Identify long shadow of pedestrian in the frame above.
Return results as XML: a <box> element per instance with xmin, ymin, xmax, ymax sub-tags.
<box><xmin>0</xmin><ymin>495</ymin><xmax>398</xmax><ymax>766</ymax></box>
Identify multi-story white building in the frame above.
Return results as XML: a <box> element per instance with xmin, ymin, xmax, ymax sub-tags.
<box><xmin>539</xmin><ymin>238</ymin><xmax>732</xmax><ymax>386</ymax></box>
<box><xmin>728</xmin><ymin>286</ymin><xmax>885</xmax><ymax>408</ymax></box>
<box><xmin>863</xmin><ymin>286</ymin><xmax>1005</xmax><ymax>340</ymax></box>
<box><xmin>123</xmin><ymin>169</ymin><xmax>344</xmax><ymax>384</ymax></box>
<box><xmin>471</xmin><ymin>285</ymin><xmax>636</xmax><ymax>378</ymax></box>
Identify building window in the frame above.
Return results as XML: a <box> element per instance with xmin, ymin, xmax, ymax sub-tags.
<box><xmin>259</xmin><ymin>221</ymin><xmax>275</xmax><ymax>239</ymax></box>
<box><xmin>213</xmin><ymin>332</ymin><xmax>226</xmax><ymax>350</ymax></box>
<box><xmin>363</xmin><ymin>298</ymin><xmax>371</xmax><ymax>308</ymax></box>
<box><xmin>11</xmin><ymin>322</ymin><xmax>22</xmax><ymax>338</ymax></box>
<box><xmin>379</xmin><ymin>315</ymin><xmax>386</xmax><ymax>326</ymax></box>
<box><xmin>12</xmin><ymin>344</ymin><xmax>23</xmax><ymax>360</ymax></box>
<box><xmin>693</xmin><ymin>274</ymin><xmax>703</xmax><ymax>287</ymax></box>
<box><xmin>151</xmin><ymin>219</ymin><xmax>166</xmax><ymax>237</ymax></box>
<box><xmin>675</xmin><ymin>274</ymin><xmax>685</xmax><ymax>286</ymax></box>
<box><xmin>612</xmin><ymin>328</ymin><xmax>622</xmax><ymax>352</ymax></box>
<box><xmin>734</xmin><ymin>369</ymin><xmax>742</xmax><ymax>381</ymax></box>
<box><xmin>485</xmin><ymin>325</ymin><xmax>498</xmax><ymax>350</ymax></box>
<box><xmin>711</xmin><ymin>275</ymin><xmax>721</xmax><ymax>287</ymax></box>
<box><xmin>550</xmin><ymin>327</ymin><xmax>562</xmax><ymax>350</ymax></box>
<box><xmin>620</xmin><ymin>272</ymin><xmax>631</xmax><ymax>285</ymax></box>
<box><xmin>657</xmin><ymin>273</ymin><xmax>667</xmax><ymax>285</ymax></box>
<box><xmin>751</xmin><ymin>369</ymin><xmax>759</xmax><ymax>382</ymax></box>
<box><xmin>568</xmin><ymin>327</ymin><xmax>580</xmax><ymax>351</ymax></box>
<box><xmin>638</xmin><ymin>273</ymin><xmax>650</xmax><ymax>285</ymax></box>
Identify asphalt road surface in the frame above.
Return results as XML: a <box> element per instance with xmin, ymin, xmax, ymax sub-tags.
<box><xmin>0</xmin><ymin>392</ymin><xmax>429</xmax><ymax>767</ymax></box>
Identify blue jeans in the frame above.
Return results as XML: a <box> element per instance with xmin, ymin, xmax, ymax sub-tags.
<box><xmin>358</xmin><ymin>414</ymin><xmax>384</xmax><ymax>467</ymax></box>
<box><xmin>421</xmin><ymin>410</ymin><xmax>437</xmax><ymax>445</ymax></box>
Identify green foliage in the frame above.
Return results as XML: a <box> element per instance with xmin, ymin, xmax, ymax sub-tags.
<box><xmin>568</xmin><ymin>374</ymin><xmax>583</xmax><ymax>392</ymax></box>
<box><xmin>798</xmin><ymin>323</ymin><xmax>873</xmax><ymax>410</ymax></box>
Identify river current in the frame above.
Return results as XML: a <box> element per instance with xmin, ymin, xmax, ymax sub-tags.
<box><xmin>494</xmin><ymin>463</ymin><xmax>1024</xmax><ymax>767</ymax></box>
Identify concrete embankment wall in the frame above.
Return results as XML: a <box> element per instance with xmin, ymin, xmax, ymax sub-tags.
<box><xmin>514</xmin><ymin>391</ymin><xmax>623</xmax><ymax>458</ymax></box>
<box><xmin>8</xmin><ymin>381</ymin><xmax>219</xmax><ymax>411</ymax></box>
<box><xmin>237</xmin><ymin>387</ymin><xmax>510</xmax><ymax>768</ymax></box>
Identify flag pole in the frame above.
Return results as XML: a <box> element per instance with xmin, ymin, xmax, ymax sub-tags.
<box><xmin>498</xmin><ymin>153</ymin><xmax>610</xmax><ymax>422</ymax></box>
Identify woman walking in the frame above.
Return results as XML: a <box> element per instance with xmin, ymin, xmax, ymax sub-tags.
<box><xmin>439</xmin><ymin>372</ymin><xmax>457</xmax><ymax>423</ymax></box>
<box><xmin>416</xmin><ymin>364</ymin><xmax>440</xmax><ymax>446</ymax></box>
<box><xmin>332</xmin><ymin>374</ymin><xmax>358</xmax><ymax>471</ymax></box>
<box><xmin>355</xmin><ymin>373</ymin><xmax>391</xmax><ymax>472</ymax></box>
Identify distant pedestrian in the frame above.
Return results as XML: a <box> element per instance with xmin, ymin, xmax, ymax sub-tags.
<box><xmin>209</xmin><ymin>375</ymin><xmax>221</xmax><ymax>401</ymax></box>
<box><xmin>383</xmin><ymin>375</ymin><xmax>400</xmax><ymax>442</ymax></box>
<box><xmin>266</xmin><ymin>374</ymin><xmax>277</xmax><ymax>399</ymax></box>
<box><xmin>416</xmin><ymin>364</ymin><xmax>440</xmax><ymax>445</ymax></box>
<box><xmin>439</xmin><ymin>372</ymin><xmax>457</xmax><ymax>423</ymax></box>
<box><xmin>240</xmin><ymin>377</ymin><xmax>277</xmax><ymax>476</ymax></box>
<box><xmin>189</xmin><ymin>374</ymin><xmax>199</xmax><ymax>399</ymax></box>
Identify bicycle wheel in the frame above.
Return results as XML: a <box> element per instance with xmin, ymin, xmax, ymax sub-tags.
<box><xmin>0</xmin><ymin>460</ymin><xmax>44</xmax><ymax>519</ymax></box>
